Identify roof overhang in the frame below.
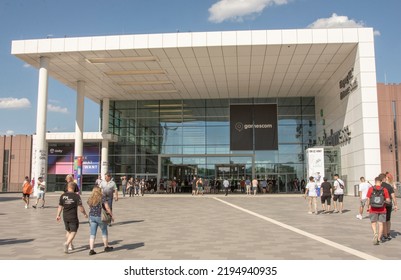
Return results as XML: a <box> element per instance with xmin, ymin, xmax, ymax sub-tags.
<box><xmin>12</xmin><ymin>28</ymin><xmax>369</xmax><ymax>103</ymax></box>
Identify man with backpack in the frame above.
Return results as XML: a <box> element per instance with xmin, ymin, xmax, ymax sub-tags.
<box><xmin>366</xmin><ymin>176</ymin><xmax>391</xmax><ymax>245</ymax></box>
<box><xmin>333</xmin><ymin>174</ymin><xmax>345</xmax><ymax>213</ymax></box>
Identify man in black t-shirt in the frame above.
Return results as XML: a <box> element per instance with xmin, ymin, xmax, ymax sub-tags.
<box><xmin>320</xmin><ymin>177</ymin><xmax>333</xmax><ymax>213</ymax></box>
<box><xmin>378</xmin><ymin>173</ymin><xmax>398</xmax><ymax>241</ymax></box>
<box><xmin>56</xmin><ymin>182</ymin><xmax>88</xmax><ymax>254</ymax></box>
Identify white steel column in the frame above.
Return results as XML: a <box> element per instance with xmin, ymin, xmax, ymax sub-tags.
<box><xmin>74</xmin><ymin>81</ymin><xmax>85</xmax><ymax>191</ymax></box>
<box><xmin>34</xmin><ymin>56</ymin><xmax>49</xmax><ymax>193</ymax></box>
<box><xmin>101</xmin><ymin>98</ymin><xmax>110</xmax><ymax>179</ymax></box>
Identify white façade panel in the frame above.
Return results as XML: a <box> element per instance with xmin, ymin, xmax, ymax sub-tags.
<box><xmin>221</xmin><ymin>31</ymin><xmax>236</xmax><ymax>46</ymax></box>
<box><xmin>359</xmin><ymin>72</ymin><xmax>377</xmax><ymax>88</ymax></box>
<box><xmin>282</xmin><ymin>29</ymin><xmax>297</xmax><ymax>44</ymax></box>
<box><xmin>251</xmin><ymin>30</ymin><xmax>267</xmax><ymax>45</ymax></box>
<box><xmin>177</xmin><ymin>33</ymin><xmax>192</xmax><ymax>47</ymax></box>
<box><xmin>358</xmin><ymin>42</ymin><xmax>375</xmax><ymax>57</ymax></box>
<box><xmin>237</xmin><ymin>30</ymin><xmax>252</xmax><ymax>45</ymax></box>
<box><xmin>362</xmin><ymin>132</ymin><xmax>380</xmax><ymax>149</ymax></box>
<box><xmin>359</xmin><ymin>87</ymin><xmax>378</xmax><ymax>103</ymax></box>
<box><xmin>64</xmin><ymin>38</ymin><xmax>78</xmax><ymax>52</ymax></box>
<box><xmin>361</xmin><ymin>102</ymin><xmax>379</xmax><ymax>118</ymax></box>
<box><xmin>296</xmin><ymin>29</ymin><xmax>313</xmax><ymax>44</ymax></box>
<box><xmin>38</xmin><ymin>39</ymin><xmax>51</xmax><ymax>52</ymax></box>
<box><xmin>134</xmin><ymin>34</ymin><xmax>148</xmax><ymax>49</ymax></box>
<box><xmin>207</xmin><ymin>32</ymin><xmax>222</xmax><ymax>46</ymax></box>
<box><xmin>266</xmin><ymin>30</ymin><xmax>282</xmax><ymax>44</ymax></box>
<box><xmin>11</xmin><ymin>40</ymin><xmax>24</xmax><ymax>54</ymax></box>
<box><xmin>91</xmin><ymin>36</ymin><xmax>106</xmax><ymax>51</ymax></box>
<box><xmin>312</xmin><ymin>29</ymin><xmax>328</xmax><ymax>44</ymax></box>
<box><xmin>24</xmin><ymin>40</ymin><xmax>38</xmax><ymax>53</ymax></box>
<box><xmin>327</xmin><ymin>29</ymin><xmax>343</xmax><ymax>43</ymax></box>
<box><xmin>51</xmin><ymin>38</ymin><xmax>65</xmax><ymax>52</ymax></box>
<box><xmin>148</xmin><ymin>34</ymin><xmax>163</xmax><ymax>48</ymax></box>
<box><xmin>78</xmin><ymin>37</ymin><xmax>92</xmax><ymax>51</ymax></box>
<box><xmin>357</xmin><ymin>28</ymin><xmax>374</xmax><ymax>43</ymax></box>
<box><xmin>342</xmin><ymin>28</ymin><xmax>358</xmax><ymax>43</ymax></box>
<box><xmin>105</xmin><ymin>36</ymin><xmax>120</xmax><ymax>50</ymax></box>
<box><xmin>358</xmin><ymin>57</ymin><xmax>376</xmax><ymax>73</ymax></box>
<box><xmin>363</xmin><ymin>148</ymin><xmax>381</xmax><ymax>165</ymax></box>
<box><xmin>119</xmin><ymin>35</ymin><xmax>134</xmax><ymax>49</ymax></box>
<box><xmin>162</xmin><ymin>33</ymin><xmax>177</xmax><ymax>48</ymax></box>
<box><xmin>192</xmin><ymin>32</ymin><xmax>207</xmax><ymax>47</ymax></box>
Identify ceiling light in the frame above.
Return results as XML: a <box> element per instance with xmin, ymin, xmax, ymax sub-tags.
<box><xmin>86</xmin><ymin>56</ymin><xmax>158</xmax><ymax>64</ymax></box>
<box><xmin>105</xmin><ymin>70</ymin><xmax>166</xmax><ymax>76</ymax></box>
<box><xmin>118</xmin><ymin>80</ymin><xmax>173</xmax><ymax>86</ymax></box>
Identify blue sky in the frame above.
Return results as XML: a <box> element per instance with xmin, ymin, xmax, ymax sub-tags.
<box><xmin>0</xmin><ymin>0</ymin><xmax>400</xmax><ymax>135</ymax></box>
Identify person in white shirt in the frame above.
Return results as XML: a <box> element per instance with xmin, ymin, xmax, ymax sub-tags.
<box><xmin>252</xmin><ymin>178</ymin><xmax>258</xmax><ymax>195</ymax></box>
<box><xmin>356</xmin><ymin>177</ymin><xmax>371</xmax><ymax>220</ymax></box>
<box><xmin>32</xmin><ymin>176</ymin><xmax>46</xmax><ymax>209</ymax></box>
<box><xmin>304</xmin><ymin>176</ymin><xmax>318</xmax><ymax>214</ymax></box>
<box><xmin>223</xmin><ymin>179</ymin><xmax>230</xmax><ymax>196</ymax></box>
<box><xmin>333</xmin><ymin>174</ymin><xmax>345</xmax><ymax>213</ymax></box>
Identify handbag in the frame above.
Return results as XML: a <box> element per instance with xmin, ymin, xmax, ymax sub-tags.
<box><xmin>101</xmin><ymin>203</ymin><xmax>112</xmax><ymax>224</ymax></box>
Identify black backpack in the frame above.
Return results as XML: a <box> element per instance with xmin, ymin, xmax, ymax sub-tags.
<box><xmin>370</xmin><ymin>186</ymin><xmax>385</xmax><ymax>208</ymax></box>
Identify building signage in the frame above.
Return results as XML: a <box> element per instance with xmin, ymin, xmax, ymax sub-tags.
<box><xmin>230</xmin><ymin>104</ymin><xmax>278</xmax><ymax>151</ymax></box>
<box><xmin>324</xmin><ymin>126</ymin><xmax>351</xmax><ymax>146</ymax></box>
<box><xmin>339</xmin><ymin>68</ymin><xmax>358</xmax><ymax>100</ymax></box>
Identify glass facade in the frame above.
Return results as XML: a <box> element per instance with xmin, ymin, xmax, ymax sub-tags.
<box><xmin>107</xmin><ymin>97</ymin><xmax>316</xmax><ymax>193</ymax></box>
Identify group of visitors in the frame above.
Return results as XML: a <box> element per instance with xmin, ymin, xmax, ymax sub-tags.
<box><xmin>303</xmin><ymin>172</ymin><xmax>398</xmax><ymax>245</ymax></box>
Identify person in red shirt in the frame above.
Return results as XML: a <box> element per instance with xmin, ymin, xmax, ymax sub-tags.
<box><xmin>366</xmin><ymin>177</ymin><xmax>391</xmax><ymax>245</ymax></box>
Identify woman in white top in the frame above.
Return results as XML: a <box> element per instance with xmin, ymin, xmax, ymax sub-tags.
<box><xmin>304</xmin><ymin>176</ymin><xmax>319</xmax><ymax>214</ymax></box>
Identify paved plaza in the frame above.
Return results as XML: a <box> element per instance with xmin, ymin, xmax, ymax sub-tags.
<box><xmin>0</xmin><ymin>192</ymin><xmax>400</xmax><ymax>260</ymax></box>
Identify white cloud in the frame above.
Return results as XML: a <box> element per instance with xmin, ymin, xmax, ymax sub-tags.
<box><xmin>47</xmin><ymin>104</ymin><xmax>68</xmax><ymax>114</ymax></box>
<box><xmin>308</xmin><ymin>13</ymin><xmax>380</xmax><ymax>36</ymax></box>
<box><xmin>0</xmin><ymin>98</ymin><xmax>31</xmax><ymax>109</ymax></box>
<box><xmin>208</xmin><ymin>0</ymin><xmax>288</xmax><ymax>23</ymax></box>
<box><xmin>23</xmin><ymin>63</ymin><xmax>31</xmax><ymax>68</ymax></box>
<box><xmin>6</xmin><ymin>130</ymin><xmax>15</xmax><ymax>135</ymax></box>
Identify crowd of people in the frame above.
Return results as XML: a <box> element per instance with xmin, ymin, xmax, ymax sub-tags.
<box><xmin>303</xmin><ymin>172</ymin><xmax>398</xmax><ymax>245</ymax></box>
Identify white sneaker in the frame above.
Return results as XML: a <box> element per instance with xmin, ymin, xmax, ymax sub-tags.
<box><xmin>24</xmin><ymin>205</ymin><xmax>28</xmax><ymax>209</ymax></box>
<box><xmin>356</xmin><ymin>214</ymin><xmax>362</xmax><ymax>220</ymax></box>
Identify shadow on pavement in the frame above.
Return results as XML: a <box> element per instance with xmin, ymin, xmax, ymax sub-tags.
<box><xmin>112</xmin><ymin>220</ymin><xmax>144</xmax><ymax>226</ymax></box>
<box><xmin>112</xmin><ymin>242</ymin><xmax>145</xmax><ymax>252</ymax></box>
<box><xmin>0</xmin><ymin>197</ymin><xmax>21</xmax><ymax>202</ymax></box>
<box><xmin>0</xmin><ymin>238</ymin><xmax>35</xmax><ymax>246</ymax></box>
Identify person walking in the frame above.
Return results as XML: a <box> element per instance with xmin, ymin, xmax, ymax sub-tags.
<box><xmin>56</xmin><ymin>182</ymin><xmax>88</xmax><ymax>254</ymax></box>
<box><xmin>121</xmin><ymin>176</ymin><xmax>127</xmax><ymax>197</ymax></box>
<box><xmin>100</xmin><ymin>173</ymin><xmax>118</xmax><ymax>226</ymax></box>
<box><xmin>379</xmin><ymin>173</ymin><xmax>398</xmax><ymax>241</ymax></box>
<box><xmin>304</xmin><ymin>176</ymin><xmax>318</xmax><ymax>214</ymax></box>
<box><xmin>140</xmin><ymin>178</ymin><xmax>146</xmax><ymax>196</ymax></box>
<box><xmin>223</xmin><ymin>178</ymin><xmax>230</xmax><ymax>196</ymax></box>
<box><xmin>333</xmin><ymin>174</ymin><xmax>345</xmax><ymax>213</ymax></box>
<box><xmin>87</xmin><ymin>185</ymin><xmax>114</xmax><ymax>255</ymax></box>
<box><xmin>64</xmin><ymin>174</ymin><xmax>79</xmax><ymax>193</ymax></box>
<box><xmin>127</xmin><ymin>177</ymin><xmax>134</xmax><ymax>197</ymax></box>
<box><xmin>320</xmin><ymin>177</ymin><xmax>332</xmax><ymax>213</ymax></box>
<box><xmin>252</xmin><ymin>178</ymin><xmax>258</xmax><ymax>195</ymax></box>
<box><xmin>366</xmin><ymin>176</ymin><xmax>391</xmax><ymax>245</ymax></box>
<box><xmin>245</xmin><ymin>178</ymin><xmax>251</xmax><ymax>195</ymax></box>
<box><xmin>356</xmin><ymin>177</ymin><xmax>371</xmax><ymax>220</ymax></box>
<box><xmin>32</xmin><ymin>176</ymin><xmax>46</xmax><ymax>209</ymax></box>
<box><xmin>196</xmin><ymin>177</ymin><xmax>204</xmax><ymax>196</ymax></box>
<box><xmin>22</xmin><ymin>176</ymin><xmax>33</xmax><ymax>209</ymax></box>
<box><xmin>261</xmin><ymin>179</ymin><xmax>267</xmax><ymax>194</ymax></box>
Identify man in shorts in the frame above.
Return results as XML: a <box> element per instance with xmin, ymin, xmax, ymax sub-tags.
<box><xmin>332</xmin><ymin>174</ymin><xmax>345</xmax><ymax>213</ymax></box>
<box><xmin>366</xmin><ymin>177</ymin><xmax>390</xmax><ymax>245</ymax></box>
<box><xmin>56</xmin><ymin>182</ymin><xmax>88</xmax><ymax>253</ymax></box>
<box><xmin>320</xmin><ymin>177</ymin><xmax>332</xmax><ymax>213</ymax></box>
<box><xmin>32</xmin><ymin>176</ymin><xmax>46</xmax><ymax>209</ymax></box>
<box><xmin>356</xmin><ymin>177</ymin><xmax>370</xmax><ymax>220</ymax></box>
<box><xmin>21</xmin><ymin>176</ymin><xmax>33</xmax><ymax>209</ymax></box>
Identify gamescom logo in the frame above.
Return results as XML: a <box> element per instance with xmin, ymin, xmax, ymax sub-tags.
<box><xmin>235</xmin><ymin>122</ymin><xmax>273</xmax><ymax>132</ymax></box>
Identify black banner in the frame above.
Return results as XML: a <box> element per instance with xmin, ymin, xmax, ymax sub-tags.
<box><xmin>230</xmin><ymin>104</ymin><xmax>278</xmax><ymax>151</ymax></box>
<box><xmin>254</xmin><ymin>104</ymin><xmax>278</xmax><ymax>150</ymax></box>
<box><xmin>230</xmin><ymin>105</ymin><xmax>253</xmax><ymax>150</ymax></box>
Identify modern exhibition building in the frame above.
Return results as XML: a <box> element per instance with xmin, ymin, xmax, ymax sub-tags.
<box><xmin>10</xmin><ymin>28</ymin><xmax>380</xmax><ymax>193</ymax></box>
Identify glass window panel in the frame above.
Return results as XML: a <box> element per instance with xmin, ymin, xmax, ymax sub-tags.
<box><xmin>137</xmin><ymin>109</ymin><xmax>160</xmax><ymax>118</ymax></box>
<box><xmin>278</xmin><ymin>116</ymin><xmax>303</xmax><ymax>125</ymax></box>
<box><xmin>254</xmin><ymin>98</ymin><xmax>278</xmax><ymax>104</ymax></box>
<box><xmin>302</xmin><ymin>97</ymin><xmax>315</xmax><ymax>106</ymax></box>
<box><xmin>183</xmin><ymin>126</ymin><xmax>206</xmax><ymax>145</ymax></box>
<box><xmin>207</xmin><ymin>145</ymin><xmax>230</xmax><ymax>154</ymax></box>
<box><xmin>162</xmin><ymin>145</ymin><xmax>183</xmax><ymax>154</ymax></box>
<box><xmin>278</xmin><ymin>106</ymin><xmax>301</xmax><ymax>116</ymax></box>
<box><xmin>278</xmin><ymin>97</ymin><xmax>302</xmax><ymax>106</ymax></box>
<box><xmin>205</xmin><ymin>117</ymin><xmax>229</xmax><ymax>125</ymax></box>
<box><xmin>278</xmin><ymin>125</ymin><xmax>303</xmax><ymax>144</ymax></box>
<box><xmin>206</xmin><ymin>99</ymin><xmax>229</xmax><ymax>107</ymax></box>
<box><xmin>206</xmin><ymin>107</ymin><xmax>228</xmax><ymax>117</ymax></box>
<box><xmin>206</xmin><ymin>157</ymin><xmax>230</xmax><ymax>165</ymax></box>
<box><xmin>113</xmin><ymin>101</ymin><xmax>137</xmax><ymax>110</ymax></box>
<box><xmin>183</xmin><ymin>99</ymin><xmax>205</xmax><ymax>108</ymax></box>
<box><xmin>138</xmin><ymin>100</ymin><xmax>160</xmax><ymax>107</ymax></box>
<box><xmin>255</xmin><ymin>151</ymin><xmax>279</xmax><ymax>164</ymax></box>
<box><xmin>183</xmin><ymin>157</ymin><xmax>206</xmax><ymax>165</ymax></box>
<box><xmin>302</xmin><ymin>106</ymin><xmax>316</xmax><ymax>115</ymax></box>
<box><xmin>161</xmin><ymin>126</ymin><xmax>182</xmax><ymax>146</ymax></box>
<box><xmin>279</xmin><ymin>144</ymin><xmax>303</xmax><ymax>155</ymax></box>
<box><xmin>182</xmin><ymin>146</ymin><xmax>206</xmax><ymax>154</ymax></box>
<box><xmin>206</xmin><ymin>126</ymin><xmax>229</xmax><ymax>145</ymax></box>
<box><xmin>230</xmin><ymin>98</ymin><xmax>253</xmax><ymax>104</ymax></box>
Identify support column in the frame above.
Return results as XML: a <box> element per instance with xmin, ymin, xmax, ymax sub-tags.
<box><xmin>74</xmin><ymin>81</ymin><xmax>85</xmax><ymax>192</ymax></box>
<box><xmin>101</xmin><ymin>98</ymin><xmax>110</xmax><ymax>179</ymax></box>
<box><xmin>34</xmin><ymin>56</ymin><xmax>49</xmax><ymax>195</ymax></box>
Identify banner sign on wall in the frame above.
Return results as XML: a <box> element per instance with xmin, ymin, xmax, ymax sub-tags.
<box><xmin>230</xmin><ymin>104</ymin><xmax>278</xmax><ymax>151</ymax></box>
<box><xmin>306</xmin><ymin>148</ymin><xmax>325</xmax><ymax>186</ymax></box>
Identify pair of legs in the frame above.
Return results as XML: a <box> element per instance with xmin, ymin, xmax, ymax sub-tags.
<box><xmin>22</xmin><ymin>194</ymin><xmax>30</xmax><ymax>208</ymax></box>
<box><xmin>308</xmin><ymin>196</ymin><xmax>318</xmax><ymax>214</ymax></box>
<box><xmin>64</xmin><ymin>221</ymin><xmax>79</xmax><ymax>253</ymax></box>
<box><xmin>333</xmin><ymin>195</ymin><xmax>344</xmax><ymax>213</ymax></box>
<box><xmin>246</xmin><ymin>185</ymin><xmax>251</xmax><ymax>195</ymax></box>
<box><xmin>370</xmin><ymin>213</ymin><xmax>386</xmax><ymax>245</ymax></box>
<box><xmin>357</xmin><ymin>199</ymin><xmax>367</xmax><ymax>219</ymax></box>
<box><xmin>89</xmin><ymin>216</ymin><xmax>111</xmax><ymax>254</ymax></box>
<box><xmin>225</xmin><ymin>187</ymin><xmax>229</xmax><ymax>196</ymax></box>
<box><xmin>383</xmin><ymin>205</ymin><xmax>393</xmax><ymax>239</ymax></box>
<box><xmin>253</xmin><ymin>187</ymin><xmax>257</xmax><ymax>195</ymax></box>
<box><xmin>122</xmin><ymin>186</ymin><xmax>126</xmax><ymax>197</ymax></box>
<box><xmin>321</xmin><ymin>195</ymin><xmax>331</xmax><ymax>212</ymax></box>
<box><xmin>33</xmin><ymin>192</ymin><xmax>45</xmax><ymax>208</ymax></box>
